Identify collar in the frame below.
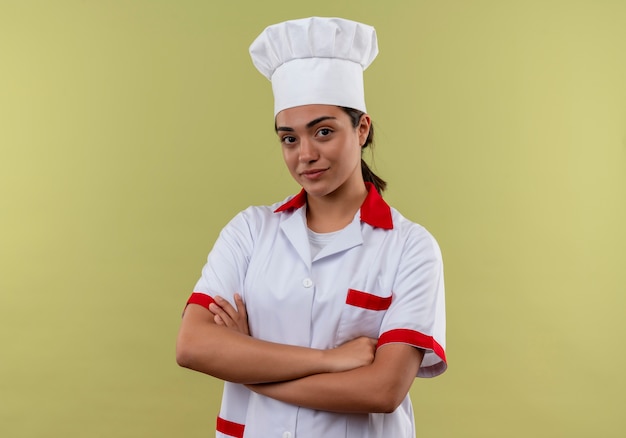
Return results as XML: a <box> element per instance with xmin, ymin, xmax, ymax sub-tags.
<box><xmin>274</xmin><ymin>182</ymin><xmax>393</xmax><ymax>229</ymax></box>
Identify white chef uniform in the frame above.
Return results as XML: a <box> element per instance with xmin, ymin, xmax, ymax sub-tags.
<box><xmin>186</xmin><ymin>182</ymin><xmax>446</xmax><ymax>438</ymax></box>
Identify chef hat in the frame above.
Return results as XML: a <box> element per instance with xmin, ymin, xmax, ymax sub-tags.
<box><xmin>249</xmin><ymin>17</ymin><xmax>378</xmax><ymax>116</ymax></box>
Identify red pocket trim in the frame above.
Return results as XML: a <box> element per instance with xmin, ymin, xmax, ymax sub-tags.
<box><xmin>216</xmin><ymin>416</ymin><xmax>245</xmax><ymax>438</ymax></box>
<box><xmin>346</xmin><ymin>289</ymin><xmax>392</xmax><ymax>311</ymax></box>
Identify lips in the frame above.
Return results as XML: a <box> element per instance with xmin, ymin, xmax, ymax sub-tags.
<box><xmin>300</xmin><ymin>168</ymin><xmax>328</xmax><ymax>180</ymax></box>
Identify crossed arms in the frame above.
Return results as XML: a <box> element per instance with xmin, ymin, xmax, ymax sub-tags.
<box><xmin>176</xmin><ymin>294</ymin><xmax>423</xmax><ymax>414</ymax></box>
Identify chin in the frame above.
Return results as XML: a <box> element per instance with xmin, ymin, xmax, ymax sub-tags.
<box><xmin>299</xmin><ymin>181</ymin><xmax>331</xmax><ymax>198</ymax></box>
<box><xmin>306</xmin><ymin>184</ymin><xmax>342</xmax><ymax>199</ymax></box>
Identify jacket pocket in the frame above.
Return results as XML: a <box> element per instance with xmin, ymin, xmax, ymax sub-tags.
<box><xmin>336</xmin><ymin>289</ymin><xmax>392</xmax><ymax>342</ymax></box>
<box><xmin>346</xmin><ymin>288</ymin><xmax>392</xmax><ymax>310</ymax></box>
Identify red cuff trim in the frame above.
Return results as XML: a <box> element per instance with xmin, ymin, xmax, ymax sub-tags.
<box><xmin>378</xmin><ymin>328</ymin><xmax>447</xmax><ymax>364</ymax></box>
<box><xmin>186</xmin><ymin>292</ymin><xmax>216</xmax><ymax>310</ymax></box>
<box><xmin>216</xmin><ymin>416</ymin><xmax>245</xmax><ymax>438</ymax></box>
<box><xmin>346</xmin><ymin>289</ymin><xmax>392</xmax><ymax>310</ymax></box>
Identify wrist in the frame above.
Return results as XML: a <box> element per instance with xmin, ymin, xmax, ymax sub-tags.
<box><xmin>319</xmin><ymin>348</ymin><xmax>337</xmax><ymax>373</ymax></box>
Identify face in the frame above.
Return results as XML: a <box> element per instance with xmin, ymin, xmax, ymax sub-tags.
<box><xmin>275</xmin><ymin>105</ymin><xmax>371</xmax><ymax>199</ymax></box>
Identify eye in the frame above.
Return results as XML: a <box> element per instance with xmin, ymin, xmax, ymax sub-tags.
<box><xmin>317</xmin><ymin>128</ymin><xmax>333</xmax><ymax>137</ymax></box>
<box><xmin>280</xmin><ymin>135</ymin><xmax>297</xmax><ymax>146</ymax></box>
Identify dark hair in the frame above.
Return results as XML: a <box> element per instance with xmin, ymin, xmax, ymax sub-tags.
<box><xmin>340</xmin><ymin>107</ymin><xmax>387</xmax><ymax>193</ymax></box>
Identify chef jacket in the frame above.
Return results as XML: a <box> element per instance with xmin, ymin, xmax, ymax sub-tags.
<box><xmin>186</xmin><ymin>182</ymin><xmax>446</xmax><ymax>438</ymax></box>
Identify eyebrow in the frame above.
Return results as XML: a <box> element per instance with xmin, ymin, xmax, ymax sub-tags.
<box><xmin>276</xmin><ymin>116</ymin><xmax>337</xmax><ymax>132</ymax></box>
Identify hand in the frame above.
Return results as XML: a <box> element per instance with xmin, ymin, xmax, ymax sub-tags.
<box><xmin>324</xmin><ymin>337</ymin><xmax>377</xmax><ymax>373</ymax></box>
<box><xmin>208</xmin><ymin>294</ymin><xmax>250</xmax><ymax>336</ymax></box>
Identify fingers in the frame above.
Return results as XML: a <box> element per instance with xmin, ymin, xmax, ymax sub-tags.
<box><xmin>209</xmin><ymin>294</ymin><xmax>250</xmax><ymax>335</ymax></box>
<box><xmin>234</xmin><ymin>293</ymin><xmax>247</xmax><ymax>320</ymax></box>
<box><xmin>214</xmin><ymin>296</ymin><xmax>236</xmax><ymax>316</ymax></box>
<box><xmin>209</xmin><ymin>302</ymin><xmax>232</xmax><ymax>326</ymax></box>
<box><xmin>233</xmin><ymin>293</ymin><xmax>250</xmax><ymax>336</ymax></box>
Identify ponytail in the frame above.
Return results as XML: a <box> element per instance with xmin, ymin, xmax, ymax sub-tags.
<box><xmin>361</xmin><ymin>158</ymin><xmax>387</xmax><ymax>193</ymax></box>
<box><xmin>340</xmin><ymin>107</ymin><xmax>387</xmax><ymax>194</ymax></box>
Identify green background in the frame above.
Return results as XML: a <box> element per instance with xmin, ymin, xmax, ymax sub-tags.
<box><xmin>1</xmin><ymin>1</ymin><xmax>625</xmax><ymax>436</ymax></box>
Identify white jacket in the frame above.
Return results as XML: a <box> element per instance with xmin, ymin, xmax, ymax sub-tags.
<box><xmin>187</xmin><ymin>183</ymin><xmax>446</xmax><ymax>438</ymax></box>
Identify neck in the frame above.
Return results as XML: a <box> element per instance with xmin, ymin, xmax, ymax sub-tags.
<box><xmin>306</xmin><ymin>179</ymin><xmax>368</xmax><ymax>233</ymax></box>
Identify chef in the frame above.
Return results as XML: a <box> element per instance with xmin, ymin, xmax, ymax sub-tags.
<box><xmin>177</xmin><ymin>16</ymin><xmax>447</xmax><ymax>438</ymax></box>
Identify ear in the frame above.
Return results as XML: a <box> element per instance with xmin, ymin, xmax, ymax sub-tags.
<box><xmin>357</xmin><ymin>114</ymin><xmax>372</xmax><ymax>146</ymax></box>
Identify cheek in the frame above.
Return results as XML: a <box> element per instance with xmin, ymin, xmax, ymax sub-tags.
<box><xmin>343</xmin><ymin>142</ymin><xmax>362</xmax><ymax>166</ymax></box>
<box><xmin>282</xmin><ymin>149</ymin><xmax>298</xmax><ymax>173</ymax></box>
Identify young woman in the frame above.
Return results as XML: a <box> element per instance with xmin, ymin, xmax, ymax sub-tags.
<box><xmin>177</xmin><ymin>17</ymin><xmax>446</xmax><ymax>438</ymax></box>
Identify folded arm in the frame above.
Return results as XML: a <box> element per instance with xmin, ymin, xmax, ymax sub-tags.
<box><xmin>207</xmin><ymin>294</ymin><xmax>423</xmax><ymax>413</ymax></box>
<box><xmin>176</xmin><ymin>300</ymin><xmax>376</xmax><ymax>385</ymax></box>
<box><xmin>246</xmin><ymin>343</ymin><xmax>423</xmax><ymax>413</ymax></box>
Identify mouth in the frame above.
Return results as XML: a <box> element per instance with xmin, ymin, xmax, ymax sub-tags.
<box><xmin>300</xmin><ymin>168</ymin><xmax>328</xmax><ymax>180</ymax></box>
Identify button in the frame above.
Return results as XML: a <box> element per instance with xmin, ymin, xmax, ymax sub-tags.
<box><xmin>302</xmin><ymin>278</ymin><xmax>313</xmax><ymax>288</ymax></box>
<box><xmin>282</xmin><ymin>432</ymin><xmax>292</xmax><ymax>438</ymax></box>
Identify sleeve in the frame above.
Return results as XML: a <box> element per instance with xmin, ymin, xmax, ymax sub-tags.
<box><xmin>186</xmin><ymin>209</ymin><xmax>255</xmax><ymax>311</ymax></box>
<box><xmin>185</xmin><ymin>210</ymin><xmax>257</xmax><ymax>436</ymax></box>
<box><xmin>378</xmin><ymin>226</ymin><xmax>447</xmax><ymax>378</ymax></box>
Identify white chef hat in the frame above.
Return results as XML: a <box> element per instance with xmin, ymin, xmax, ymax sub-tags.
<box><xmin>249</xmin><ymin>17</ymin><xmax>378</xmax><ymax>116</ymax></box>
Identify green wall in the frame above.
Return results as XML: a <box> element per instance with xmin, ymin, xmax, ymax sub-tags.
<box><xmin>1</xmin><ymin>1</ymin><xmax>625</xmax><ymax>436</ymax></box>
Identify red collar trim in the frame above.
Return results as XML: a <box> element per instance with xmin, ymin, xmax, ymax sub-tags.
<box><xmin>274</xmin><ymin>189</ymin><xmax>307</xmax><ymax>212</ymax></box>
<box><xmin>274</xmin><ymin>182</ymin><xmax>393</xmax><ymax>230</ymax></box>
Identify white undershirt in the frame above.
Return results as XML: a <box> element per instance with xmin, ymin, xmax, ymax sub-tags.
<box><xmin>307</xmin><ymin>227</ymin><xmax>342</xmax><ymax>259</ymax></box>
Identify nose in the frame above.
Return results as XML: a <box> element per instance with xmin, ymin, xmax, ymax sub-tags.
<box><xmin>299</xmin><ymin>137</ymin><xmax>319</xmax><ymax>163</ymax></box>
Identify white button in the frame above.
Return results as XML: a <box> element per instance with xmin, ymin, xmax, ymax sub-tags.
<box><xmin>282</xmin><ymin>432</ymin><xmax>292</xmax><ymax>438</ymax></box>
<box><xmin>302</xmin><ymin>278</ymin><xmax>313</xmax><ymax>288</ymax></box>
